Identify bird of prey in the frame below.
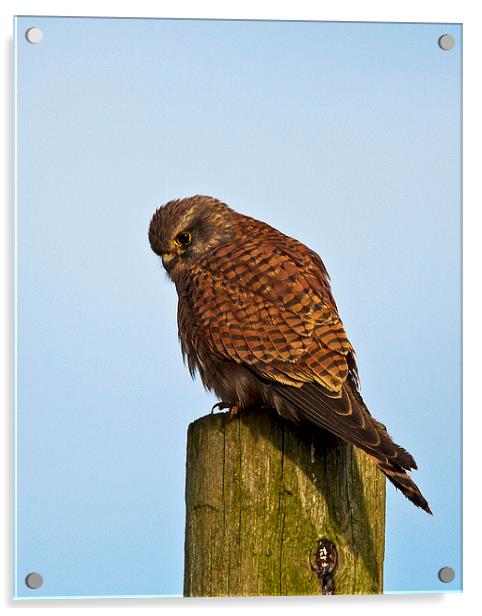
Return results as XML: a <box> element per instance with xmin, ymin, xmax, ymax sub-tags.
<box><xmin>148</xmin><ymin>195</ymin><xmax>431</xmax><ymax>514</ymax></box>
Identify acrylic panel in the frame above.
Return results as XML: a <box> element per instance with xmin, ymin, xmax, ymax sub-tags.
<box><xmin>14</xmin><ymin>16</ymin><xmax>462</xmax><ymax>599</ymax></box>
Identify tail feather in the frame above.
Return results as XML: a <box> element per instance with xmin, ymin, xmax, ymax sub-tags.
<box><xmin>270</xmin><ymin>379</ymin><xmax>432</xmax><ymax>514</ymax></box>
<box><xmin>366</xmin><ymin>454</ymin><xmax>432</xmax><ymax>514</ymax></box>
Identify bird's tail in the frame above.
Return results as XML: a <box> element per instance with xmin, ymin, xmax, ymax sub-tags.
<box><xmin>270</xmin><ymin>380</ymin><xmax>432</xmax><ymax>514</ymax></box>
<box><xmin>347</xmin><ymin>385</ymin><xmax>433</xmax><ymax>515</ymax></box>
<box><xmin>365</xmin><ymin>453</ymin><xmax>432</xmax><ymax>514</ymax></box>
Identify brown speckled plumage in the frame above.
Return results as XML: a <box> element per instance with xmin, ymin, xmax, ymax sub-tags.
<box><xmin>149</xmin><ymin>195</ymin><xmax>431</xmax><ymax>514</ymax></box>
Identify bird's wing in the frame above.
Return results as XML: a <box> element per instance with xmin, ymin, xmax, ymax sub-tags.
<box><xmin>189</xmin><ymin>229</ymin><xmax>354</xmax><ymax>394</ymax></box>
<box><xmin>183</xmin><ymin>224</ymin><xmax>431</xmax><ymax>514</ymax></box>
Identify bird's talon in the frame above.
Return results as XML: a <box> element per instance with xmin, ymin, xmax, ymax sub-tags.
<box><xmin>211</xmin><ymin>401</ymin><xmax>236</xmax><ymax>414</ymax></box>
<box><xmin>211</xmin><ymin>401</ymin><xmax>242</xmax><ymax>416</ymax></box>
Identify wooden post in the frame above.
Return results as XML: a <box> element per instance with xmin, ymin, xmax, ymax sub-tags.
<box><xmin>184</xmin><ymin>408</ymin><xmax>385</xmax><ymax>597</ymax></box>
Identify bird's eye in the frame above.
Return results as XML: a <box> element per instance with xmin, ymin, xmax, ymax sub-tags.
<box><xmin>174</xmin><ymin>231</ymin><xmax>192</xmax><ymax>247</ymax></box>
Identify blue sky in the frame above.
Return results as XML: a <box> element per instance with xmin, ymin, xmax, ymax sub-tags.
<box><xmin>15</xmin><ymin>16</ymin><xmax>461</xmax><ymax>598</ymax></box>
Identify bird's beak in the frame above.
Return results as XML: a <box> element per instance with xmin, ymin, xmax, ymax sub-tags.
<box><xmin>161</xmin><ymin>252</ymin><xmax>176</xmax><ymax>269</ymax></box>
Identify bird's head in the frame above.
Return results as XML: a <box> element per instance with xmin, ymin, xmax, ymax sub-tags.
<box><xmin>148</xmin><ymin>195</ymin><xmax>237</xmax><ymax>280</ymax></box>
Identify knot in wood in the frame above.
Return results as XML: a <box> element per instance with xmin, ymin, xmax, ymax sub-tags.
<box><xmin>311</xmin><ymin>538</ymin><xmax>338</xmax><ymax>595</ymax></box>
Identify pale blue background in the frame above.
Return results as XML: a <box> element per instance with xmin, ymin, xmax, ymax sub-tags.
<box><xmin>14</xmin><ymin>17</ymin><xmax>461</xmax><ymax>598</ymax></box>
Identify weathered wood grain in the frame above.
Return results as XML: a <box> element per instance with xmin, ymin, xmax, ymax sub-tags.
<box><xmin>184</xmin><ymin>408</ymin><xmax>385</xmax><ymax>597</ymax></box>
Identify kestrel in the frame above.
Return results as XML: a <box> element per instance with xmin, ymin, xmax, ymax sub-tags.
<box><xmin>149</xmin><ymin>195</ymin><xmax>431</xmax><ymax>514</ymax></box>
